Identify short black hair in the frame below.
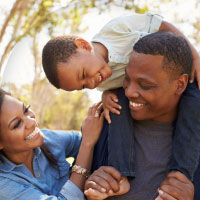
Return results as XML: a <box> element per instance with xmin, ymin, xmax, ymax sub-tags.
<box><xmin>42</xmin><ymin>35</ymin><xmax>79</xmax><ymax>88</ymax></box>
<box><xmin>133</xmin><ymin>31</ymin><xmax>193</xmax><ymax>79</ymax></box>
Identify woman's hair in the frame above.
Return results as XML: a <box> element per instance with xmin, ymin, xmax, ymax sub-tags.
<box><xmin>0</xmin><ymin>89</ymin><xmax>10</xmax><ymax>157</ymax></box>
<box><xmin>0</xmin><ymin>89</ymin><xmax>10</xmax><ymax>113</ymax></box>
<box><xmin>0</xmin><ymin>89</ymin><xmax>58</xmax><ymax>171</ymax></box>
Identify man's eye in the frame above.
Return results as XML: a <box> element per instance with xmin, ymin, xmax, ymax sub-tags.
<box><xmin>140</xmin><ymin>83</ymin><xmax>155</xmax><ymax>90</ymax></box>
<box><xmin>124</xmin><ymin>75</ymin><xmax>130</xmax><ymax>82</ymax></box>
<box><xmin>24</xmin><ymin>105</ymin><xmax>30</xmax><ymax>113</ymax></box>
<box><xmin>14</xmin><ymin>120</ymin><xmax>21</xmax><ymax>129</ymax></box>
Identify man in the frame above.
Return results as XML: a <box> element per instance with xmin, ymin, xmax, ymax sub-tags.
<box><xmin>86</xmin><ymin>31</ymin><xmax>195</xmax><ymax>199</ymax></box>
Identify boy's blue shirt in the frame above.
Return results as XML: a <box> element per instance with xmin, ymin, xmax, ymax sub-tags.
<box><xmin>0</xmin><ymin>129</ymin><xmax>85</xmax><ymax>200</ymax></box>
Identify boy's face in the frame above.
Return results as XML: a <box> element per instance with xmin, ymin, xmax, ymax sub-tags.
<box><xmin>123</xmin><ymin>51</ymin><xmax>180</xmax><ymax>123</ymax></box>
<box><xmin>57</xmin><ymin>49</ymin><xmax>112</xmax><ymax>91</ymax></box>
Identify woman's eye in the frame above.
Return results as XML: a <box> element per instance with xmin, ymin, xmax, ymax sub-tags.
<box><xmin>24</xmin><ymin>105</ymin><xmax>31</xmax><ymax>113</ymax></box>
<box><xmin>14</xmin><ymin>120</ymin><xmax>21</xmax><ymax>129</ymax></box>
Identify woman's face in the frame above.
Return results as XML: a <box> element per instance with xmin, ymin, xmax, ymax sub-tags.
<box><xmin>0</xmin><ymin>95</ymin><xmax>44</xmax><ymax>155</ymax></box>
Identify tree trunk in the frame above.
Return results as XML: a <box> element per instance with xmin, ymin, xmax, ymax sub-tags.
<box><xmin>0</xmin><ymin>40</ymin><xmax>15</xmax><ymax>72</ymax></box>
<box><xmin>0</xmin><ymin>0</ymin><xmax>29</xmax><ymax>71</ymax></box>
<box><xmin>0</xmin><ymin>0</ymin><xmax>24</xmax><ymax>43</ymax></box>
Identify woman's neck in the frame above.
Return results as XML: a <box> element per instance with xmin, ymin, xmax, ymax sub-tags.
<box><xmin>4</xmin><ymin>150</ymin><xmax>34</xmax><ymax>175</ymax></box>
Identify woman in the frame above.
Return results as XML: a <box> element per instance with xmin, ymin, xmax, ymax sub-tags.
<box><xmin>0</xmin><ymin>88</ymin><xmax>104</xmax><ymax>200</ymax></box>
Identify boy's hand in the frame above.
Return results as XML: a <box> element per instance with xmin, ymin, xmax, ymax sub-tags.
<box><xmin>84</xmin><ymin>166</ymin><xmax>130</xmax><ymax>200</ymax></box>
<box><xmin>102</xmin><ymin>90</ymin><xmax>121</xmax><ymax>124</ymax></box>
<box><xmin>155</xmin><ymin>171</ymin><xmax>194</xmax><ymax>200</ymax></box>
<box><xmin>190</xmin><ymin>56</ymin><xmax>200</xmax><ymax>89</ymax></box>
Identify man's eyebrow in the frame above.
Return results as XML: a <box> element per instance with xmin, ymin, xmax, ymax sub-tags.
<box><xmin>138</xmin><ymin>77</ymin><xmax>156</xmax><ymax>84</ymax></box>
<box><xmin>8</xmin><ymin>103</ymin><xmax>25</xmax><ymax>128</ymax></box>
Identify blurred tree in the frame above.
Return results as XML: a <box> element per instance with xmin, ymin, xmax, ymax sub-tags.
<box><xmin>0</xmin><ymin>0</ymin><xmax>148</xmax><ymax>71</ymax></box>
<box><xmin>5</xmin><ymin>81</ymin><xmax>91</xmax><ymax>130</ymax></box>
<box><xmin>0</xmin><ymin>0</ymin><xmax>147</xmax><ymax>130</ymax></box>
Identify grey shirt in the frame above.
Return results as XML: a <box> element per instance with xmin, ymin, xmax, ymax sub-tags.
<box><xmin>109</xmin><ymin>120</ymin><xmax>173</xmax><ymax>200</ymax></box>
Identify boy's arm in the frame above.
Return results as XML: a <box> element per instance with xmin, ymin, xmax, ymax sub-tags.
<box><xmin>159</xmin><ymin>21</ymin><xmax>200</xmax><ymax>88</ymax></box>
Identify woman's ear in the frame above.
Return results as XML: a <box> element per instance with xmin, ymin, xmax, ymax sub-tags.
<box><xmin>75</xmin><ymin>38</ymin><xmax>92</xmax><ymax>51</ymax></box>
<box><xmin>0</xmin><ymin>142</ymin><xmax>3</xmax><ymax>150</ymax></box>
<box><xmin>175</xmin><ymin>74</ymin><xmax>188</xmax><ymax>95</ymax></box>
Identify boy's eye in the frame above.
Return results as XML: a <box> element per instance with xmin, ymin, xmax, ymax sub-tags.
<box><xmin>82</xmin><ymin>70</ymin><xmax>85</xmax><ymax>79</ymax></box>
<box><xmin>24</xmin><ymin>105</ymin><xmax>30</xmax><ymax>114</ymax></box>
<box><xmin>13</xmin><ymin>120</ymin><xmax>21</xmax><ymax>129</ymax></box>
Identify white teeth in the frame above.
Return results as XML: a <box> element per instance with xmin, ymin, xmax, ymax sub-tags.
<box><xmin>130</xmin><ymin>101</ymin><xmax>145</xmax><ymax>107</ymax></box>
<box><xmin>25</xmin><ymin>127</ymin><xmax>39</xmax><ymax>141</ymax></box>
<box><xmin>98</xmin><ymin>72</ymin><xmax>102</xmax><ymax>82</ymax></box>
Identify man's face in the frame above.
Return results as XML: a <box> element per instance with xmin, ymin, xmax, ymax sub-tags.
<box><xmin>57</xmin><ymin>49</ymin><xmax>112</xmax><ymax>91</ymax></box>
<box><xmin>123</xmin><ymin>51</ymin><xmax>179</xmax><ymax>122</ymax></box>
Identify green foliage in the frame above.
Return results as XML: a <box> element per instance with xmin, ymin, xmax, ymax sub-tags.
<box><xmin>42</xmin><ymin>89</ymin><xmax>91</xmax><ymax>130</ymax></box>
<box><xmin>0</xmin><ymin>0</ymin><xmax>148</xmax><ymax>130</ymax></box>
<box><xmin>4</xmin><ymin>81</ymin><xmax>91</xmax><ymax>131</ymax></box>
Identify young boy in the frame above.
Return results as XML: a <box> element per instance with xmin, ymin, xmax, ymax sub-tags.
<box><xmin>42</xmin><ymin>12</ymin><xmax>200</xmax><ymax>198</ymax></box>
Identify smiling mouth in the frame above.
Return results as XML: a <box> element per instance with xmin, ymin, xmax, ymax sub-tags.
<box><xmin>25</xmin><ymin>127</ymin><xmax>40</xmax><ymax>141</ymax></box>
<box><xmin>130</xmin><ymin>101</ymin><xmax>145</xmax><ymax>108</ymax></box>
<box><xmin>98</xmin><ymin>72</ymin><xmax>103</xmax><ymax>82</ymax></box>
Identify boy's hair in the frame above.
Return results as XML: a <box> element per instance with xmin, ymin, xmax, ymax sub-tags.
<box><xmin>42</xmin><ymin>35</ymin><xmax>79</xmax><ymax>89</ymax></box>
<box><xmin>133</xmin><ymin>31</ymin><xmax>193</xmax><ymax>79</ymax></box>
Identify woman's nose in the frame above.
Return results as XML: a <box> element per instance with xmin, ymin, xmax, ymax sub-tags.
<box><xmin>24</xmin><ymin>115</ymin><xmax>36</xmax><ymax>129</ymax></box>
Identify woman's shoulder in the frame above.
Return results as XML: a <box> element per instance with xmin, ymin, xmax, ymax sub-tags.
<box><xmin>41</xmin><ymin>129</ymin><xmax>82</xmax><ymax>158</ymax></box>
<box><xmin>41</xmin><ymin>129</ymin><xmax>81</xmax><ymax>145</ymax></box>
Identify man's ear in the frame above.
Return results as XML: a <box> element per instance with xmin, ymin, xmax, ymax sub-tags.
<box><xmin>175</xmin><ymin>74</ymin><xmax>188</xmax><ymax>95</ymax></box>
<box><xmin>75</xmin><ymin>38</ymin><xmax>92</xmax><ymax>51</ymax></box>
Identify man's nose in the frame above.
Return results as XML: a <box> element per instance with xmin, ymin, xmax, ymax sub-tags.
<box><xmin>125</xmin><ymin>84</ymin><xmax>140</xmax><ymax>99</ymax></box>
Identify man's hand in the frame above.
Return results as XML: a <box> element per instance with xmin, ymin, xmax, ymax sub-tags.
<box><xmin>84</xmin><ymin>166</ymin><xmax>130</xmax><ymax>200</ymax></box>
<box><xmin>155</xmin><ymin>171</ymin><xmax>194</xmax><ymax>200</ymax></box>
<box><xmin>102</xmin><ymin>90</ymin><xmax>121</xmax><ymax>124</ymax></box>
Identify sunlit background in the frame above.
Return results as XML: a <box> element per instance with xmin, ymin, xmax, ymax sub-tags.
<box><xmin>0</xmin><ymin>0</ymin><xmax>200</xmax><ymax>130</ymax></box>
